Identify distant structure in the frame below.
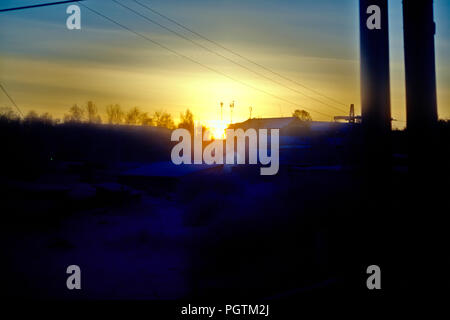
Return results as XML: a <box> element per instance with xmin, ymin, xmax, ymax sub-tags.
<box><xmin>229</xmin><ymin>117</ymin><xmax>299</xmax><ymax>131</ymax></box>
<box><xmin>334</xmin><ymin>104</ymin><xmax>361</xmax><ymax>124</ymax></box>
<box><xmin>228</xmin><ymin>117</ymin><xmax>348</xmax><ymax>133</ymax></box>
<box><xmin>220</xmin><ymin>102</ymin><xmax>223</xmax><ymax>121</ymax></box>
<box><xmin>249</xmin><ymin>106</ymin><xmax>253</xmax><ymax>119</ymax></box>
<box><xmin>229</xmin><ymin>101</ymin><xmax>235</xmax><ymax>123</ymax></box>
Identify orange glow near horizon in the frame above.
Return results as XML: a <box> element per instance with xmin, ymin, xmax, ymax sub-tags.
<box><xmin>203</xmin><ymin>119</ymin><xmax>228</xmax><ymax>140</ymax></box>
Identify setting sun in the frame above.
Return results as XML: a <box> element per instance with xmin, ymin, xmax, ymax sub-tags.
<box><xmin>204</xmin><ymin>119</ymin><xmax>228</xmax><ymax>140</ymax></box>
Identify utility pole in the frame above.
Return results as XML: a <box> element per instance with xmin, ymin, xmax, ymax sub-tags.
<box><xmin>229</xmin><ymin>101</ymin><xmax>234</xmax><ymax>124</ymax></box>
<box><xmin>401</xmin><ymin>1</ymin><xmax>441</xmax><ymax>293</ymax></box>
<box><xmin>403</xmin><ymin>0</ymin><xmax>438</xmax><ymax>166</ymax></box>
<box><xmin>220</xmin><ymin>102</ymin><xmax>223</xmax><ymax>121</ymax></box>
<box><xmin>249</xmin><ymin>106</ymin><xmax>252</xmax><ymax>119</ymax></box>
<box><xmin>358</xmin><ymin>0</ymin><xmax>392</xmax><ymax>292</ymax></box>
<box><xmin>359</xmin><ymin>0</ymin><xmax>391</xmax><ymax>170</ymax></box>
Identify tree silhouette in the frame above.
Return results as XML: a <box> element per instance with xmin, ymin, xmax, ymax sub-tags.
<box><xmin>178</xmin><ymin>109</ymin><xmax>194</xmax><ymax>131</ymax></box>
<box><xmin>125</xmin><ymin>107</ymin><xmax>142</xmax><ymax>125</ymax></box>
<box><xmin>39</xmin><ymin>112</ymin><xmax>54</xmax><ymax>125</ymax></box>
<box><xmin>85</xmin><ymin>101</ymin><xmax>102</xmax><ymax>124</ymax></box>
<box><xmin>153</xmin><ymin>111</ymin><xmax>175</xmax><ymax>129</ymax></box>
<box><xmin>23</xmin><ymin>110</ymin><xmax>56</xmax><ymax>124</ymax></box>
<box><xmin>20</xmin><ymin>103</ymin><xmax>179</xmax><ymax>129</ymax></box>
<box><xmin>139</xmin><ymin>112</ymin><xmax>153</xmax><ymax>126</ymax></box>
<box><xmin>292</xmin><ymin>109</ymin><xmax>312</xmax><ymax>121</ymax></box>
<box><xmin>0</xmin><ymin>107</ymin><xmax>20</xmax><ymax>121</ymax></box>
<box><xmin>24</xmin><ymin>110</ymin><xmax>39</xmax><ymax>122</ymax></box>
<box><xmin>106</xmin><ymin>104</ymin><xmax>124</xmax><ymax>124</ymax></box>
<box><xmin>64</xmin><ymin>104</ymin><xmax>84</xmax><ymax>123</ymax></box>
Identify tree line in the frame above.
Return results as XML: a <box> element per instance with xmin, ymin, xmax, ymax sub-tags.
<box><xmin>0</xmin><ymin>102</ymin><xmax>195</xmax><ymax>131</ymax></box>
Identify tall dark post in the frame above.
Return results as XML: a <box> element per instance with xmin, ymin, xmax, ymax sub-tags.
<box><xmin>359</xmin><ymin>0</ymin><xmax>391</xmax><ymax>170</ymax></box>
<box><xmin>402</xmin><ymin>1</ymin><xmax>442</xmax><ymax>292</ymax></box>
<box><xmin>403</xmin><ymin>0</ymin><xmax>438</xmax><ymax>150</ymax></box>
<box><xmin>357</xmin><ymin>0</ymin><xmax>392</xmax><ymax>288</ymax></box>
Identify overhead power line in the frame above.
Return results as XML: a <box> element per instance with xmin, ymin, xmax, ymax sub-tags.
<box><xmin>80</xmin><ymin>3</ymin><xmax>334</xmax><ymax>119</ymax></box>
<box><xmin>132</xmin><ymin>0</ymin><xmax>349</xmax><ymax>109</ymax></box>
<box><xmin>0</xmin><ymin>0</ymin><xmax>85</xmax><ymax>13</ymax></box>
<box><xmin>112</xmin><ymin>0</ymin><xmax>347</xmax><ymax>114</ymax></box>
<box><xmin>0</xmin><ymin>83</ymin><xmax>24</xmax><ymax>118</ymax></box>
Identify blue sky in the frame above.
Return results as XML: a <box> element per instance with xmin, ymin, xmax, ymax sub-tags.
<box><xmin>0</xmin><ymin>0</ymin><xmax>448</xmax><ymax>126</ymax></box>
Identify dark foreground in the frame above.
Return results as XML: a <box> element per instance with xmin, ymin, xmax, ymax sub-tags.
<box><xmin>1</xmin><ymin>120</ymin><xmax>449</xmax><ymax>306</ymax></box>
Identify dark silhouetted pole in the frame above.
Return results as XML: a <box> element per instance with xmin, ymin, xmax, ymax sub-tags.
<box><xmin>403</xmin><ymin>0</ymin><xmax>438</xmax><ymax>143</ymax></box>
<box><xmin>349</xmin><ymin>104</ymin><xmax>355</xmax><ymax>123</ymax></box>
<box><xmin>359</xmin><ymin>0</ymin><xmax>391</xmax><ymax>171</ymax></box>
<box><xmin>402</xmin><ymin>1</ymin><xmax>443</xmax><ymax>293</ymax></box>
<box><xmin>358</xmin><ymin>1</ymin><xmax>392</xmax><ymax>286</ymax></box>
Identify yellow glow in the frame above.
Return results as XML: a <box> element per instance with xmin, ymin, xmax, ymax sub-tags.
<box><xmin>203</xmin><ymin>119</ymin><xmax>228</xmax><ymax>140</ymax></box>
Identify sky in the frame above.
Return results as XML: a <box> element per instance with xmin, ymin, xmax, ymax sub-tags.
<box><xmin>0</xmin><ymin>0</ymin><xmax>449</xmax><ymax>129</ymax></box>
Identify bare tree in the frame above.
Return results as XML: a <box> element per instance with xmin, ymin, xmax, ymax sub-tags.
<box><xmin>292</xmin><ymin>109</ymin><xmax>312</xmax><ymax>121</ymax></box>
<box><xmin>64</xmin><ymin>104</ymin><xmax>84</xmax><ymax>123</ymax></box>
<box><xmin>85</xmin><ymin>101</ymin><xmax>101</xmax><ymax>124</ymax></box>
<box><xmin>0</xmin><ymin>107</ymin><xmax>20</xmax><ymax>121</ymax></box>
<box><xmin>125</xmin><ymin>107</ymin><xmax>142</xmax><ymax>125</ymax></box>
<box><xmin>39</xmin><ymin>112</ymin><xmax>54</xmax><ymax>125</ymax></box>
<box><xmin>139</xmin><ymin>112</ymin><xmax>153</xmax><ymax>126</ymax></box>
<box><xmin>24</xmin><ymin>110</ymin><xmax>39</xmax><ymax>122</ymax></box>
<box><xmin>178</xmin><ymin>109</ymin><xmax>194</xmax><ymax>131</ymax></box>
<box><xmin>153</xmin><ymin>111</ymin><xmax>175</xmax><ymax>129</ymax></box>
<box><xmin>106</xmin><ymin>104</ymin><xmax>124</xmax><ymax>124</ymax></box>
